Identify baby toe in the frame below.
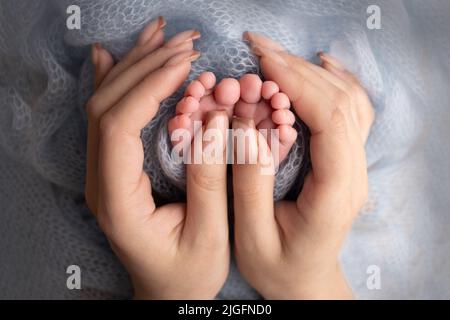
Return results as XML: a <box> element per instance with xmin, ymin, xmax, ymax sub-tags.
<box><xmin>214</xmin><ymin>78</ymin><xmax>241</xmax><ymax>105</ymax></box>
<box><xmin>270</xmin><ymin>92</ymin><xmax>290</xmax><ymax>110</ymax></box>
<box><xmin>198</xmin><ymin>71</ymin><xmax>216</xmax><ymax>91</ymax></box>
<box><xmin>176</xmin><ymin>96</ymin><xmax>200</xmax><ymax>115</ymax></box>
<box><xmin>272</xmin><ymin>109</ymin><xmax>296</xmax><ymax>126</ymax></box>
<box><xmin>168</xmin><ymin>114</ymin><xmax>192</xmax><ymax>136</ymax></box>
<box><xmin>239</xmin><ymin>74</ymin><xmax>263</xmax><ymax>103</ymax></box>
<box><xmin>276</xmin><ymin>124</ymin><xmax>298</xmax><ymax>163</ymax></box>
<box><xmin>278</xmin><ymin>125</ymin><xmax>298</xmax><ymax>145</ymax></box>
<box><xmin>185</xmin><ymin>80</ymin><xmax>206</xmax><ymax>100</ymax></box>
<box><xmin>261</xmin><ymin>81</ymin><xmax>279</xmax><ymax>100</ymax></box>
<box><xmin>168</xmin><ymin>114</ymin><xmax>194</xmax><ymax>150</ymax></box>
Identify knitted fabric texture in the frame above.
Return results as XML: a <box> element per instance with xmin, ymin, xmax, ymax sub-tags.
<box><xmin>1</xmin><ymin>0</ymin><xmax>449</xmax><ymax>299</ymax></box>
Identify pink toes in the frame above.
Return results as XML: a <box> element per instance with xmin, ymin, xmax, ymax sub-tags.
<box><xmin>276</xmin><ymin>124</ymin><xmax>298</xmax><ymax>162</ymax></box>
<box><xmin>234</xmin><ymin>74</ymin><xmax>267</xmax><ymax>120</ymax></box>
<box><xmin>169</xmin><ymin>72</ymin><xmax>217</xmax><ymax>144</ymax></box>
<box><xmin>269</xmin><ymin>91</ymin><xmax>295</xmax><ymax>126</ymax></box>
<box><xmin>198</xmin><ymin>71</ymin><xmax>216</xmax><ymax>91</ymax></box>
<box><xmin>169</xmin><ymin>71</ymin><xmax>242</xmax><ymax>149</ymax></box>
<box><xmin>239</xmin><ymin>74</ymin><xmax>262</xmax><ymax>103</ymax></box>
<box><xmin>234</xmin><ymin>74</ymin><xmax>297</xmax><ymax>164</ymax></box>
<box><xmin>176</xmin><ymin>96</ymin><xmax>200</xmax><ymax>114</ymax></box>
<box><xmin>168</xmin><ymin>113</ymin><xmax>191</xmax><ymax>133</ymax></box>
<box><xmin>183</xmin><ymin>72</ymin><xmax>217</xmax><ymax>101</ymax></box>
<box><xmin>185</xmin><ymin>80</ymin><xmax>205</xmax><ymax>99</ymax></box>
<box><xmin>268</xmin><ymin>90</ymin><xmax>297</xmax><ymax>163</ymax></box>
<box><xmin>270</xmin><ymin>92</ymin><xmax>290</xmax><ymax>110</ymax></box>
<box><xmin>272</xmin><ymin>109</ymin><xmax>296</xmax><ymax>126</ymax></box>
<box><xmin>169</xmin><ymin>71</ymin><xmax>298</xmax><ymax>165</ymax></box>
<box><xmin>261</xmin><ymin>81</ymin><xmax>279</xmax><ymax>100</ymax></box>
<box><xmin>214</xmin><ymin>78</ymin><xmax>240</xmax><ymax>106</ymax></box>
<box><xmin>278</xmin><ymin>125</ymin><xmax>298</xmax><ymax>145</ymax></box>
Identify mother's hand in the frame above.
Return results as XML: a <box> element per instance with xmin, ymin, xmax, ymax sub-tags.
<box><xmin>232</xmin><ymin>32</ymin><xmax>375</xmax><ymax>299</ymax></box>
<box><xmin>85</xmin><ymin>18</ymin><xmax>230</xmax><ymax>299</ymax></box>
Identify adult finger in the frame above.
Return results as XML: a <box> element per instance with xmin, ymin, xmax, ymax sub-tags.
<box><xmin>232</xmin><ymin>117</ymin><xmax>280</xmax><ymax>253</ymax></box>
<box><xmin>319</xmin><ymin>52</ymin><xmax>375</xmax><ymax>143</ymax></box>
<box><xmin>245</xmin><ymin>33</ymin><xmax>359</xmax><ymax>134</ymax></box>
<box><xmin>183</xmin><ymin>111</ymin><xmax>229</xmax><ymax>245</ymax></box>
<box><xmin>100</xmin><ymin>16</ymin><xmax>167</xmax><ymax>87</ymax></box>
<box><xmin>254</xmin><ymin>46</ymin><xmax>338</xmax><ymax>134</ymax></box>
<box><xmin>90</xmin><ymin>34</ymin><xmax>200</xmax><ymax>120</ymax></box>
<box><xmin>97</xmin><ymin>53</ymin><xmax>197</xmax><ymax>219</ymax></box>
<box><xmin>252</xmin><ymin>45</ymin><xmax>353</xmax><ymax>203</ymax></box>
<box><xmin>85</xmin><ymin>45</ymin><xmax>114</xmax><ymax>215</ymax></box>
<box><xmin>101</xmin><ymin>27</ymin><xmax>200</xmax><ymax>89</ymax></box>
<box><xmin>244</xmin><ymin>32</ymin><xmax>348</xmax><ymax>92</ymax></box>
<box><xmin>245</xmin><ymin>33</ymin><xmax>354</xmax><ymax>110</ymax></box>
<box><xmin>243</xmin><ymin>31</ymin><xmax>285</xmax><ymax>51</ymax></box>
<box><xmin>92</xmin><ymin>44</ymin><xmax>114</xmax><ymax>90</ymax></box>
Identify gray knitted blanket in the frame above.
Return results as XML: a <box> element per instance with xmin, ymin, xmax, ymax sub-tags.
<box><xmin>1</xmin><ymin>0</ymin><xmax>449</xmax><ymax>299</ymax></box>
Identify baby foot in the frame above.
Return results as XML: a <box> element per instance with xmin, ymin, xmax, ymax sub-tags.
<box><xmin>168</xmin><ymin>71</ymin><xmax>240</xmax><ymax>152</ymax></box>
<box><xmin>234</xmin><ymin>74</ymin><xmax>297</xmax><ymax>165</ymax></box>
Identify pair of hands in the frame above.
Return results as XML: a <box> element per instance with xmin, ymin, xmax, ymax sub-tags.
<box><xmin>85</xmin><ymin>18</ymin><xmax>374</xmax><ymax>299</ymax></box>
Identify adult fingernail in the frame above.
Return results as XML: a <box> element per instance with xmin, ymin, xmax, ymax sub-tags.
<box><xmin>243</xmin><ymin>31</ymin><xmax>254</xmax><ymax>42</ymax></box>
<box><xmin>318</xmin><ymin>52</ymin><xmax>345</xmax><ymax>71</ymax></box>
<box><xmin>92</xmin><ymin>43</ymin><xmax>101</xmax><ymax>65</ymax></box>
<box><xmin>165</xmin><ymin>30</ymin><xmax>201</xmax><ymax>48</ymax></box>
<box><xmin>251</xmin><ymin>45</ymin><xmax>288</xmax><ymax>67</ymax></box>
<box><xmin>137</xmin><ymin>17</ymin><xmax>167</xmax><ymax>46</ymax></box>
<box><xmin>157</xmin><ymin>16</ymin><xmax>167</xmax><ymax>29</ymax></box>
<box><xmin>188</xmin><ymin>30</ymin><xmax>201</xmax><ymax>42</ymax></box>
<box><xmin>165</xmin><ymin>50</ymin><xmax>201</xmax><ymax>66</ymax></box>
<box><xmin>244</xmin><ymin>31</ymin><xmax>285</xmax><ymax>52</ymax></box>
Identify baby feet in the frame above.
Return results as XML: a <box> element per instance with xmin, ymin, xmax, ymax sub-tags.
<box><xmin>168</xmin><ymin>72</ymin><xmax>297</xmax><ymax>165</ymax></box>
<box><xmin>234</xmin><ymin>74</ymin><xmax>297</xmax><ymax>165</ymax></box>
<box><xmin>168</xmin><ymin>71</ymin><xmax>240</xmax><ymax>151</ymax></box>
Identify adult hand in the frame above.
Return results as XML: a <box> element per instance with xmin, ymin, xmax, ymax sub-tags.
<box><xmin>232</xmin><ymin>32</ymin><xmax>375</xmax><ymax>299</ymax></box>
<box><xmin>85</xmin><ymin>17</ymin><xmax>230</xmax><ymax>299</ymax></box>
